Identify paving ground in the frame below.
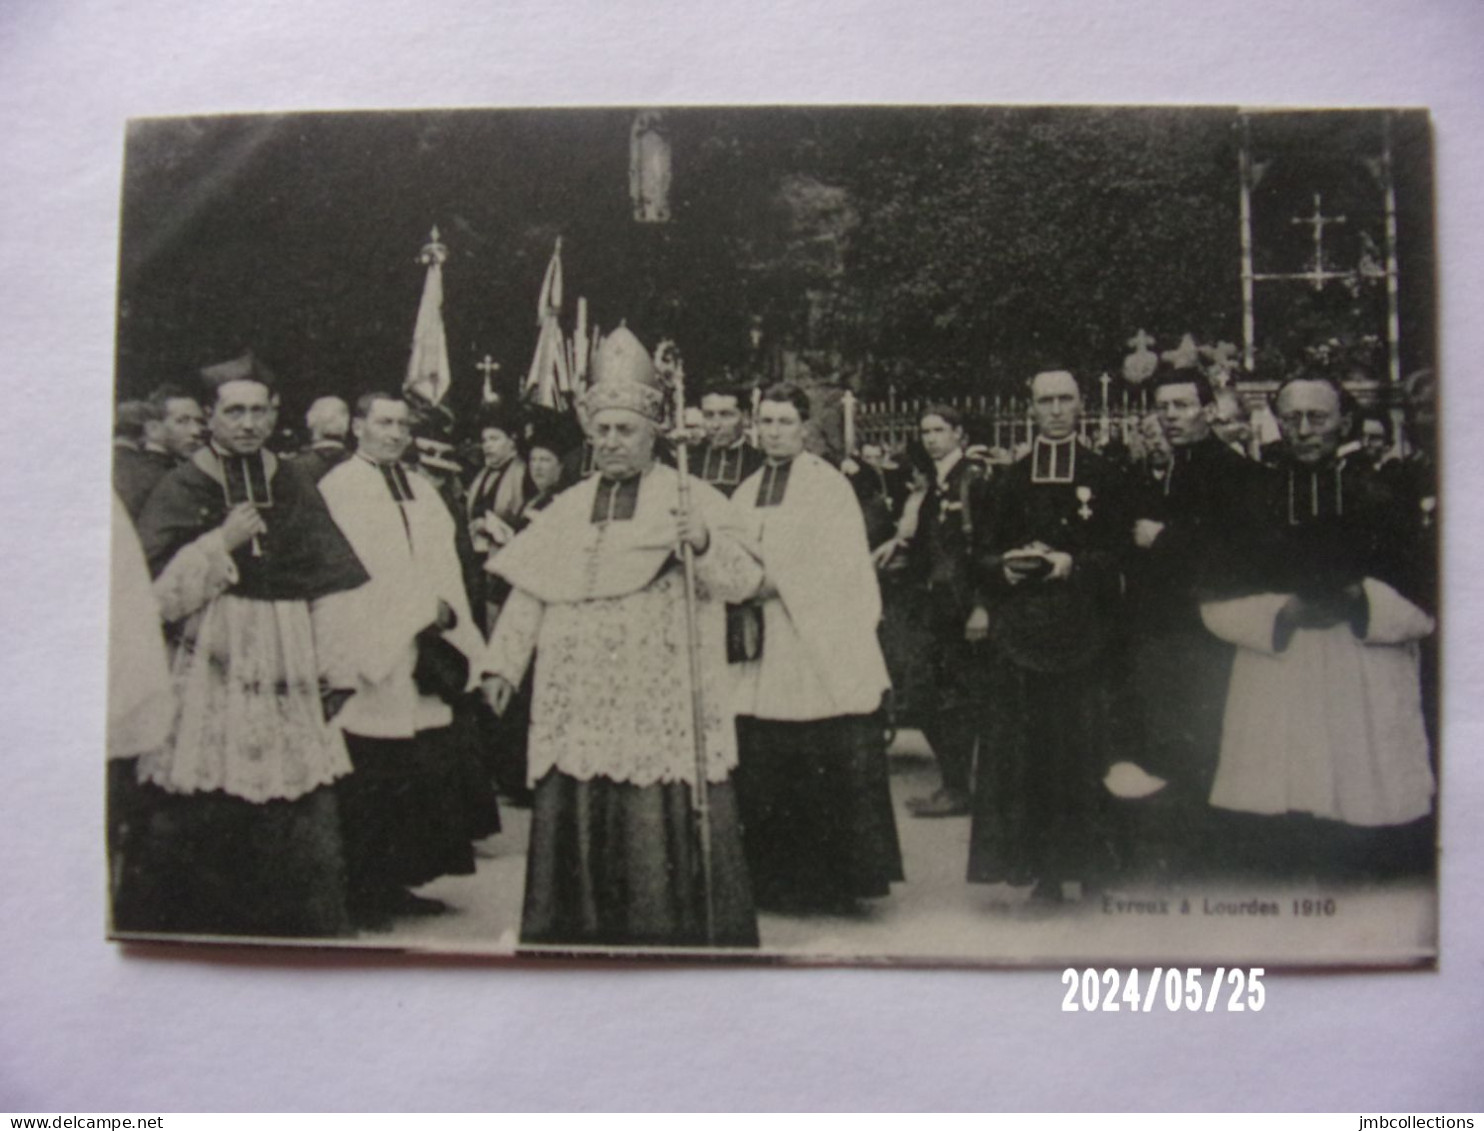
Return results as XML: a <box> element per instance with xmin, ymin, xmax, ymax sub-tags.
<box><xmin>367</xmin><ymin>730</ymin><xmax>1435</xmax><ymax>968</ymax></box>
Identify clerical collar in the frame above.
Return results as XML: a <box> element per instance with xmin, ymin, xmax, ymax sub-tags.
<box><xmin>355</xmin><ymin>453</ymin><xmax>415</xmax><ymax>502</ymax></box>
<box><xmin>1161</xmin><ymin>438</ymin><xmax>1206</xmax><ymax>496</ymax></box>
<box><xmin>933</xmin><ymin>448</ymin><xmax>963</xmax><ymax>486</ymax></box>
<box><xmin>476</xmin><ymin>458</ymin><xmax>514</xmax><ymax>493</ymax></box>
<box><xmin>590</xmin><ymin>473</ymin><xmax>641</xmax><ymax>524</ymax></box>
<box><xmin>756</xmin><ymin>457</ymin><xmax>794</xmax><ymax>508</ymax></box>
<box><xmin>212</xmin><ymin>444</ymin><xmax>274</xmax><ymax>508</ymax></box>
<box><xmin>1031</xmin><ymin>435</ymin><xmax>1076</xmax><ymax>484</ymax></box>
<box><xmin>1285</xmin><ymin>458</ymin><xmax>1347</xmax><ymax>525</ymax></box>
<box><xmin>701</xmin><ymin>441</ymin><xmax>748</xmax><ymax>487</ymax></box>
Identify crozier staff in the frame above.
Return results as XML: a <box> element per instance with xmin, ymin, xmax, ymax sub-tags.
<box><xmin>480</xmin><ymin>325</ymin><xmax>764</xmax><ymax>948</ymax></box>
<box><xmin>659</xmin><ymin>340</ymin><xmax>720</xmax><ymax>941</ymax></box>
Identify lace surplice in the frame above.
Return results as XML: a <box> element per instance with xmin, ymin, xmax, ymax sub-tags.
<box><xmin>485</xmin><ymin>532</ymin><xmax>762</xmax><ymax>788</ymax></box>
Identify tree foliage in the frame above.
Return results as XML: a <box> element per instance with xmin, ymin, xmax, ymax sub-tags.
<box><xmin>820</xmin><ymin>107</ymin><xmax>1243</xmax><ymax>394</ymax></box>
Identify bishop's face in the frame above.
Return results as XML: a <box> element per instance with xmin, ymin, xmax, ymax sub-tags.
<box><xmin>590</xmin><ymin>408</ymin><xmax>656</xmax><ymax>480</ymax></box>
<box><xmin>1276</xmin><ymin>380</ymin><xmax>1347</xmax><ymax>467</ymax></box>
<box><xmin>1031</xmin><ymin>371</ymin><xmax>1082</xmax><ymax>441</ymax></box>
<box><xmin>354</xmin><ymin>397</ymin><xmax>412</xmax><ymax>465</ymax></box>
<box><xmin>209</xmin><ymin>380</ymin><xmax>274</xmax><ymax>457</ymax></box>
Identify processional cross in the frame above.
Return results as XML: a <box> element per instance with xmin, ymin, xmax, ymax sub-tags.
<box><xmin>477</xmin><ymin>354</ymin><xmax>501</xmax><ymax>406</ymax></box>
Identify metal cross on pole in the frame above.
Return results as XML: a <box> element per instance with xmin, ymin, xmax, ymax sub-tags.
<box><xmin>1290</xmin><ymin>192</ymin><xmax>1348</xmax><ymax>291</ymax></box>
<box><xmin>477</xmin><ymin>355</ymin><xmax>501</xmax><ymax>406</ymax></box>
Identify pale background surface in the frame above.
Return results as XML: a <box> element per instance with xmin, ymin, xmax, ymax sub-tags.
<box><xmin>1</xmin><ymin>0</ymin><xmax>1481</xmax><ymax>1111</ymax></box>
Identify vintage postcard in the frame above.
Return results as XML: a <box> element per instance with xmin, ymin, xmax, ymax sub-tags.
<box><xmin>106</xmin><ymin>105</ymin><xmax>1439</xmax><ymax>967</ymax></box>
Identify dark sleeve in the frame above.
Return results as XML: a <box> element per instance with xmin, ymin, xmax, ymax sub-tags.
<box><xmin>1182</xmin><ymin>456</ymin><xmax>1278</xmax><ymax>601</ymax></box>
<box><xmin>966</xmin><ymin>468</ymin><xmax>997</xmax><ymax>608</ymax></box>
<box><xmin>971</xmin><ymin>467</ymin><xmax>1017</xmax><ymax>599</ymax></box>
<box><xmin>112</xmin><ymin>454</ymin><xmax>160</xmax><ymax>522</ymax></box>
<box><xmin>136</xmin><ymin>467</ymin><xmax>220</xmax><ymax>579</ymax></box>
<box><xmin>1356</xmin><ymin>470</ymin><xmax>1428</xmax><ymax>609</ymax></box>
<box><xmin>1069</xmin><ymin>460</ymin><xmax>1132</xmax><ymax>589</ymax></box>
<box><xmin>270</xmin><ymin>460</ymin><xmax>370</xmax><ymax>599</ymax></box>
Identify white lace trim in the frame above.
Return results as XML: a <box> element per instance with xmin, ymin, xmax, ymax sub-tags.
<box><xmin>139</xmin><ymin>595</ymin><xmax>352</xmax><ymax>802</ymax></box>
<box><xmin>492</xmin><ymin>544</ymin><xmax>759</xmax><ymax>787</ymax></box>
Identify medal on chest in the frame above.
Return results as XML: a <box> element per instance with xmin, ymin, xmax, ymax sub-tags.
<box><xmin>1076</xmin><ymin>484</ymin><xmax>1094</xmax><ymax>520</ymax></box>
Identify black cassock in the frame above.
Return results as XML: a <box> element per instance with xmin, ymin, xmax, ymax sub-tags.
<box><xmin>1123</xmin><ymin>439</ymin><xmax>1271</xmax><ymax>791</ymax></box>
<box><xmin>968</xmin><ymin>437</ymin><xmax>1128</xmax><ymax>890</ymax></box>
<box><xmin>112</xmin><ymin>446</ymin><xmax>176</xmax><ymax>522</ymax></box>
<box><xmin>1115</xmin><ymin>436</ymin><xmax>1271</xmax><ymax>877</ymax></box>
<box><xmin>693</xmin><ymin>439</ymin><xmax>767</xmax><ymax>664</ymax></box>
<box><xmin>692</xmin><ymin>438</ymin><xmax>765</xmax><ymax>499</ymax></box>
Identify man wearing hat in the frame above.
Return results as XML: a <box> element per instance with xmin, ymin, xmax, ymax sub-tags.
<box><xmin>480</xmin><ymin>325</ymin><xmax>764</xmax><ymax>948</ymax></box>
<box><xmin>466</xmin><ymin>404</ymin><xmax>528</xmax><ymax>551</ymax></box>
<box><xmin>466</xmin><ymin>403</ymin><xmax>528</xmax><ymax>627</ymax></box>
<box><xmin>126</xmin><ymin>364</ymin><xmax>369</xmax><ymax>938</ymax></box>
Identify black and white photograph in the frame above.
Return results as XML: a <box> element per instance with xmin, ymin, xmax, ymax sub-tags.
<box><xmin>105</xmin><ymin>105</ymin><xmax>1440</xmax><ymax>966</ymax></box>
<box><xmin>6</xmin><ymin>0</ymin><xmax>1484</xmax><ymax>1114</ymax></box>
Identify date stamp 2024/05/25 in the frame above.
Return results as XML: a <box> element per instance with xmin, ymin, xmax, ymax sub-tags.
<box><xmin>1061</xmin><ymin>968</ymin><xmax>1266</xmax><ymax>1012</ymax></box>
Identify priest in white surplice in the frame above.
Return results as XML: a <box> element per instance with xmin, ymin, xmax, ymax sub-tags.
<box><xmin>729</xmin><ymin>383</ymin><xmax>902</xmax><ymax>914</ymax></box>
<box><xmin>1198</xmin><ymin>375</ymin><xmax>1434</xmax><ymax>875</ymax></box>
<box><xmin>319</xmin><ymin>392</ymin><xmax>487</xmax><ymax>928</ymax></box>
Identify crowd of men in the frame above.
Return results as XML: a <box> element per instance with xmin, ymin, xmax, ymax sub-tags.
<box><xmin>854</xmin><ymin>364</ymin><xmax>1438</xmax><ymax>901</ymax></box>
<box><xmin>107</xmin><ymin>339</ymin><xmax>1439</xmax><ymax>947</ymax></box>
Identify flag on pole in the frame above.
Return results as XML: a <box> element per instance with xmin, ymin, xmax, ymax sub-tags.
<box><xmin>573</xmin><ymin>297</ymin><xmax>590</xmax><ymax>388</ymax></box>
<box><xmin>404</xmin><ymin>226</ymin><xmax>452</xmax><ymax>407</ymax></box>
<box><xmin>522</xmin><ymin>237</ymin><xmax>573</xmax><ymax>412</ymax></box>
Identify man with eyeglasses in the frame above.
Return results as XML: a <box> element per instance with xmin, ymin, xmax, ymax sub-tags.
<box><xmin>1197</xmin><ymin>372</ymin><xmax>1435</xmax><ymax>880</ymax></box>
